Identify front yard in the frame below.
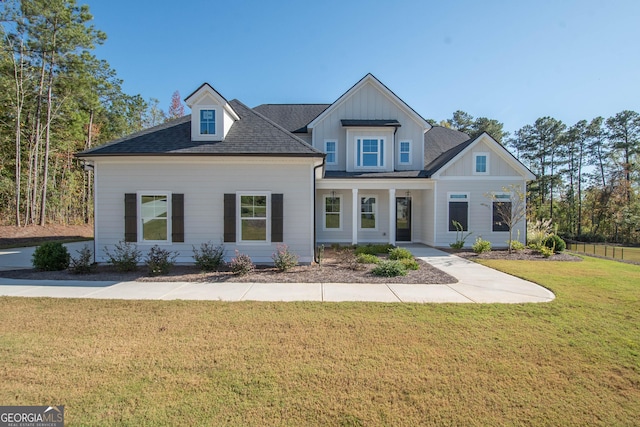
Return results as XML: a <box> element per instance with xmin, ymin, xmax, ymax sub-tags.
<box><xmin>0</xmin><ymin>255</ymin><xmax>638</xmax><ymax>425</ymax></box>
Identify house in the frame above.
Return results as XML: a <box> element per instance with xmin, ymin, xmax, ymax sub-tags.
<box><xmin>77</xmin><ymin>74</ymin><xmax>535</xmax><ymax>264</ymax></box>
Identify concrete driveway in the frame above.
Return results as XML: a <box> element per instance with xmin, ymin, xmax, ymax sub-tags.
<box><xmin>0</xmin><ymin>242</ymin><xmax>555</xmax><ymax>303</ymax></box>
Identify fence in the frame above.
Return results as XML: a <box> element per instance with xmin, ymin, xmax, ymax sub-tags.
<box><xmin>567</xmin><ymin>243</ymin><xmax>640</xmax><ymax>263</ymax></box>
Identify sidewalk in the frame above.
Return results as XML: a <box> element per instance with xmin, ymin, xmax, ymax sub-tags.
<box><xmin>0</xmin><ymin>243</ymin><xmax>555</xmax><ymax>303</ymax></box>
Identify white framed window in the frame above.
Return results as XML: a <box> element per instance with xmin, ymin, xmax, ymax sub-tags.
<box><xmin>360</xmin><ymin>196</ymin><xmax>377</xmax><ymax>230</ymax></box>
<box><xmin>473</xmin><ymin>152</ymin><xmax>489</xmax><ymax>175</ymax></box>
<box><xmin>399</xmin><ymin>141</ymin><xmax>411</xmax><ymax>164</ymax></box>
<box><xmin>138</xmin><ymin>192</ymin><xmax>170</xmax><ymax>243</ymax></box>
<box><xmin>447</xmin><ymin>192</ymin><xmax>469</xmax><ymax>232</ymax></box>
<box><xmin>237</xmin><ymin>192</ymin><xmax>270</xmax><ymax>243</ymax></box>
<box><xmin>325</xmin><ymin>141</ymin><xmax>337</xmax><ymax>165</ymax></box>
<box><xmin>323</xmin><ymin>194</ymin><xmax>342</xmax><ymax>230</ymax></box>
<box><xmin>356</xmin><ymin>138</ymin><xmax>384</xmax><ymax>168</ymax></box>
<box><xmin>200</xmin><ymin>109</ymin><xmax>216</xmax><ymax>135</ymax></box>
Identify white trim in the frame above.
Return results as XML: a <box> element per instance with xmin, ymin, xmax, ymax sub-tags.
<box><xmin>324</xmin><ymin>140</ymin><xmax>338</xmax><ymax>165</ymax></box>
<box><xmin>322</xmin><ymin>194</ymin><xmax>343</xmax><ymax>231</ymax></box>
<box><xmin>191</xmin><ymin>104</ymin><xmax>223</xmax><ymax>141</ymax></box>
<box><xmin>355</xmin><ymin>137</ymin><xmax>386</xmax><ymax>170</ymax></box>
<box><xmin>137</xmin><ymin>191</ymin><xmax>172</xmax><ymax>244</ymax></box>
<box><xmin>236</xmin><ymin>191</ymin><xmax>271</xmax><ymax>244</ymax></box>
<box><xmin>399</xmin><ymin>140</ymin><xmax>412</xmax><ymax>165</ymax></box>
<box><xmin>473</xmin><ymin>152</ymin><xmax>490</xmax><ymax>175</ymax></box>
<box><xmin>359</xmin><ymin>194</ymin><xmax>378</xmax><ymax>231</ymax></box>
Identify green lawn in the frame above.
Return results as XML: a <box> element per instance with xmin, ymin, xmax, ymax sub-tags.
<box><xmin>0</xmin><ymin>256</ymin><xmax>638</xmax><ymax>425</ymax></box>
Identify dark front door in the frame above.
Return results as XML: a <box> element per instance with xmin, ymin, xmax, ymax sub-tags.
<box><xmin>396</xmin><ymin>197</ymin><xmax>411</xmax><ymax>242</ymax></box>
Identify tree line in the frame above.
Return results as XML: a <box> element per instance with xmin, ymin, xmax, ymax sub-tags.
<box><xmin>439</xmin><ymin>110</ymin><xmax>640</xmax><ymax>244</ymax></box>
<box><xmin>0</xmin><ymin>0</ymin><xmax>183</xmax><ymax>227</ymax></box>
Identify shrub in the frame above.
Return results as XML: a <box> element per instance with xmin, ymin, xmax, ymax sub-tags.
<box><xmin>544</xmin><ymin>235</ymin><xmax>566</xmax><ymax>253</ymax></box>
<box><xmin>229</xmin><ymin>250</ymin><xmax>254</xmax><ymax>276</ymax></box>
<box><xmin>355</xmin><ymin>244</ymin><xmax>395</xmax><ymax>256</ymax></box>
<box><xmin>145</xmin><ymin>245</ymin><xmax>178</xmax><ymax>276</ymax></box>
<box><xmin>372</xmin><ymin>260</ymin><xmax>407</xmax><ymax>277</ymax></box>
<box><xmin>32</xmin><ymin>242</ymin><xmax>70</xmax><ymax>271</ymax></box>
<box><xmin>104</xmin><ymin>240</ymin><xmax>141</xmax><ymax>272</ymax></box>
<box><xmin>192</xmin><ymin>242</ymin><xmax>225</xmax><ymax>271</ymax></box>
<box><xmin>509</xmin><ymin>240</ymin><xmax>526</xmax><ymax>251</ymax></box>
<box><xmin>388</xmin><ymin>247</ymin><xmax>413</xmax><ymax>260</ymax></box>
<box><xmin>272</xmin><ymin>244</ymin><xmax>299</xmax><ymax>272</ymax></box>
<box><xmin>357</xmin><ymin>253</ymin><xmax>380</xmax><ymax>264</ymax></box>
<box><xmin>538</xmin><ymin>245</ymin><xmax>554</xmax><ymax>258</ymax></box>
<box><xmin>399</xmin><ymin>258</ymin><xmax>419</xmax><ymax>271</ymax></box>
<box><xmin>472</xmin><ymin>237</ymin><xmax>492</xmax><ymax>254</ymax></box>
<box><xmin>69</xmin><ymin>244</ymin><xmax>96</xmax><ymax>274</ymax></box>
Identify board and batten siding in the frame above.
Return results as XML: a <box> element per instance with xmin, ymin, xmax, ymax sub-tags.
<box><xmin>311</xmin><ymin>82</ymin><xmax>425</xmax><ymax>171</ymax></box>
<box><xmin>439</xmin><ymin>140</ymin><xmax>521</xmax><ymax>177</ymax></box>
<box><xmin>93</xmin><ymin>157</ymin><xmax>317</xmax><ymax>263</ymax></box>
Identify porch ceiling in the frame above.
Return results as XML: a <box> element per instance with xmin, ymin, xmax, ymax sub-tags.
<box><xmin>316</xmin><ymin>178</ymin><xmax>434</xmax><ymax>190</ymax></box>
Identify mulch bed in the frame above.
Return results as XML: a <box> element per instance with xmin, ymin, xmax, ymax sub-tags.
<box><xmin>447</xmin><ymin>248</ymin><xmax>582</xmax><ymax>262</ymax></box>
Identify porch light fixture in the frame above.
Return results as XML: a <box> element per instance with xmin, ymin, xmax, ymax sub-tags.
<box><xmin>330</xmin><ymin>190</ymin><xmax>337</xmax><ymax>203</ymax></box>
<box><xmin>405</xmin><ymin>190</ymin><xmax>411</xmax><ymax>198</ymax></box>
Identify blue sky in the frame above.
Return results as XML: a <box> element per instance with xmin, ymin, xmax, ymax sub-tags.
<box><xmin>84</xmin><ymin>0</ymin><xmax>639</xmax><ymax>135</ymax></box>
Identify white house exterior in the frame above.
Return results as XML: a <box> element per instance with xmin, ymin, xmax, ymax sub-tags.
<box><xmin>78</xmin><ymin>74</ymin><xmax>535</xmax><ymax>264</ymax></box>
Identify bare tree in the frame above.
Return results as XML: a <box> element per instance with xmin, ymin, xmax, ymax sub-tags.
<box><xmin>485</xmin><ymin>184</ymin><xmax>527</xmax><ymax>253</ymax></box>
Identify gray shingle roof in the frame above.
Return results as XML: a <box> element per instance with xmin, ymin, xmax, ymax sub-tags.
<box><xmin>423</xmin><ymin>126</ymin><xmax>474</xmax><ymax>175</ymax></box>
<box><xmin>77</xmin><ymin>100</ymin><xmax>324</xmax><ymax>158</ymax></box>
<box><xmin>252</xmin><ymin>104</ymin><xmax>330</xmax><ymax>133</ymax></box>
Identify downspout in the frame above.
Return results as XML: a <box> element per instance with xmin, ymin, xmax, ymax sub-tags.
<box><xmin>313</xmin><ymin>157</ymin><xmax>326</xmax><ymax>263</ymax></box>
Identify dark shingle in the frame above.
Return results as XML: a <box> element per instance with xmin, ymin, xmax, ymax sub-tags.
<box><xmin>423</xmin><ymin>126</ymin><xmax>473</xmax><ymax>175</ymax></box>
<box><xmin>253</xmin><ymin>104</ymin><xmax>330</xmax><ymax>133</ymax></box>
<box><xmin>77</xmin><ymin>100</ymin><xmax>324</xmax><ymax>158</ymax></box>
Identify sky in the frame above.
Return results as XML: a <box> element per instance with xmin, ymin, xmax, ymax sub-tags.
<box><xmin>82</xmin><ymin>0</ymin><xmax>639</xmax><ymax>135</ymax></box>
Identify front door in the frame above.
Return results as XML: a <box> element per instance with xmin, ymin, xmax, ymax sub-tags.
<box><xmin>396</xmin><ymin>197</ymin><xmax>411</xmax><ymax>242</ymax></box>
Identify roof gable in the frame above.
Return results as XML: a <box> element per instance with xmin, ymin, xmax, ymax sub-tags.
<box><xmin>429</xmin><ymin>132</ymin><xmax>535</xmax><ymax>180</ymax></box>
<box><xmin>306</xmin><ymin>73</ymin><xmax>431</xmax><ymax>131</ymax></box>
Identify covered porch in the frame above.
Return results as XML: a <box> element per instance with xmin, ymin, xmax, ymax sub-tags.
<box><xmin>316</xmin><ymin>178</ymin><xmax>435</xmax><ymax>246</ymax></box>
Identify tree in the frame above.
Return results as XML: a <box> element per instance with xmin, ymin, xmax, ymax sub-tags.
<box><xmin>472</xmin><ymin>117</ymin><xmax>507</xmax><ymax>144</ymax></box>
<box><xmin>144</xmin><ymin>97</ymin><xmax>166</xmax><ymax>127</ymax></box>
<box><xmin>167</xmin><ymin>90</ymin><xmax>184</xmax><ymax>120</ymax></box>
<box><xmin>485</xmin><ymin>184</ymin><xmax>527</xmax><ymax>254</ymax></box>
<box><xmin>606</xmin><ymin>110</ymin><xmax>640</xmax><ymax>204</ymax></box>
<box><xmin>447</xmin><ymin>110</ymin><xmax>474</xmax><ymax>134</ymax></box>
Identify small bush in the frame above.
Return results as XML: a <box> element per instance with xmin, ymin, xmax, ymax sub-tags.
<box><xmin>527</xmin><ymin>218</ymin><xmax>554</xmax><ymax>247</ymax></box>
<box><xmin>192</xmin><ymin>242</ymin><xmax>225</xmax><ymax>271</ymax></box>
<box><xmin>538</xmin><ymin>245</ymin><xmax>554</xmax><ymax>258</ymax></box>
<box><xmin>357</xmin><ymin>253</ymin><xmax>380</xmax><ymax>264</ymax></box>
<box><xmin>272</xmin><ymin>244</ymin><xmax>299</xmax><ymax>272</ymax></box>
<box><xmin>399</xmin><ymin>258</ymin><xmax>419</xmax><ymax>271</ymax></box>
<box><xmin>509</xmin><ymin>240</ymin><xmax>526</xmax><ymax>251</ymax></box>
<box><xmin>355</xmin><ymin>244</ymin><xmax>395</xmax><ymax>256</ymax></box>
<box><xmin>69</xmin><ymin>244</ymin><xmax>96</xmax><ymax>274</ymax></box>
<box><xmin>388</xmin><ymin>247</ymin><xmax>413</xmax><ymax>260</ymax></box>
<box><xmin>145</xmin><ymin>245</ymin><xmax>178</xmax><ymax>276</ymax></box>
<box><xmin>229</xmin><ymin>250</ymin><xmax>254</xmax><ymax>276</ymax></box>
<box><xmin>472</xmin><ymin>237</ymin><xmax>492</xmax><ymax>254</ymax></box>
<box><xmin>104</xmin><ymin>240</ymin><xmax>141</xmax><ymax>272</ymax></box>
<box><xmin>544</xmin><ymin>235</ymin><xmax>566</xmax><ymax>253</ymax></box>
<box><xmin>372</xmin><ymin>260</ymin><xmax>407</xmax><ymax>277</ymax></box>
<box><xmin>32</xmin><ymin>242</ymin><xmax>70</xmax><ymax>271</ymax></box>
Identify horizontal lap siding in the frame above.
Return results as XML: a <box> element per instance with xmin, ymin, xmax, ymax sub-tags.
<box><xmin>94</xmin><ymin>160</ymin><xmax>315</xmax><ymax>263</ymax></box>
<box><xmin>441</xmin><ymin>140</ymin><xmax>521</xmax><ymax>177</ymax></box>
<box><xmin>434</xmin><ymin>179</ymin><xmax>527</xmax><ymax>248</ymax></box>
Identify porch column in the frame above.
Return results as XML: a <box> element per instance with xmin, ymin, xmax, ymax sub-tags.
<box><xmin>352</xmin><ymin>188</ymin><xmax>358</xmax><ymax>245</ymax></box>
<box><xmin>388</xmin><ymin>188</ymin><xmax>396</xmax><ymax>245</ymax></box>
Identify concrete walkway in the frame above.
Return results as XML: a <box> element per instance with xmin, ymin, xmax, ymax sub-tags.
<box><xmin>0</xmin><ymin>242</ymin><xmax>555</xmax><ymax>303</ymax></box>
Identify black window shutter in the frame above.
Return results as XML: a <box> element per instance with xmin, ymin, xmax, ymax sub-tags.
<box><xmin>448</xmin><ymin>201</ymin><xmax>468</xmax><ymax>231</ymax></box>
<box><xmin>172</xmin><ymin>194</ymin><xmax>185</xmax><ymax>242</ymax></box>
<box><xmin>124</xmin><ymin>193</ymin><xmax>137</xmax><ymax>242</ymax></box>
<box><xmin>272</xmin><ymin>193</ymin><xmax>283</xmax><ymax>242</ymax></box>
<box><xmin>224</xmin><ymin>193</ymin><xmax>236</xmax><ymax>242</ymax></box>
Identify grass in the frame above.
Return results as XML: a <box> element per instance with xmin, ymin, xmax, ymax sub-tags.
<box><xmin>0</xmin><ymin>237</ymin><xmax>93</xmax><ymax>250</ymax></box>
<box><xmin>0</xmin><ymin>256</ymin><xmax>639</xmax><ymax>425</ymax></box>
<box><xmin>567</xmin><ymin>242</ymin><xmax>640</xmax><ymax>262</ymax></box>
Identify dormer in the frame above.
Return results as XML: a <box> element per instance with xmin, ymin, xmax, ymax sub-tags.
<box><xmin>184</xmin><ymin>83</ymin><xmax>240</xmax><ymax>142</ymax></box>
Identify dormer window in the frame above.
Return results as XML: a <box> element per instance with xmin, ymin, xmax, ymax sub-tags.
<box><xmin>200</xmin><ymin>110</ymin><xmax>216</xmax><ymax>135</ymax></box>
